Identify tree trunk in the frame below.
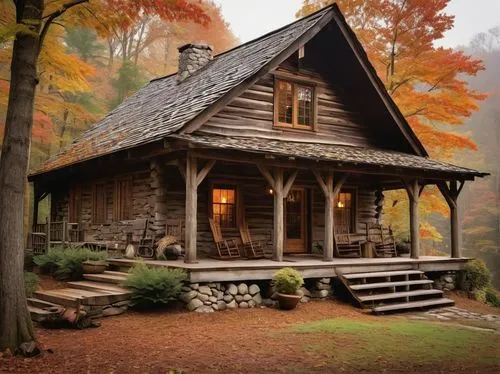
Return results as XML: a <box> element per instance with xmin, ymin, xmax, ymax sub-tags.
<box><xmin>0</xmin><ymin>0</ymin><xmax>43</xmax><ymax>351</ymax></box>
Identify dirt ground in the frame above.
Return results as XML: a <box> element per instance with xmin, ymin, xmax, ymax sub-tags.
<box><xmin>1</xmin><ymin>291</ymin><xmax>499</xmax><ymax>374</ymax></box>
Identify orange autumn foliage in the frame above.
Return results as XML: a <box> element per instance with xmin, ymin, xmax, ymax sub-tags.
<box><xmin>297</xmin><ymin>0</ymin><xmax>486</xmax><ymax>241</ymax></box>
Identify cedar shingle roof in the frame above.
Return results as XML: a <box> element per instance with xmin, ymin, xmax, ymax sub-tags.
<box><xmin>171</xmin><ymin>134</ymin><xmax>486</xmax><ymax>178</ymax></box>
<box><xmin>33</xmin><ymin>7</ymin><xmax>331</xmax><ymax>175</ymax></box>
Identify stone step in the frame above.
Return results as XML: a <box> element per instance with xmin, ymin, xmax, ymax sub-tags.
<box><xmin>350</xmin><ymin>279</ymin><xmax>433</xmax><ymax>291</ymax></box>
<box><xmin>343</xmin><ymin>270</ymin><xmax>423</xmax><ymax>280</ymax></box>
<box><xmin>28</xmin><ymin>305</ymin><xmax>61</xmax><ymax>323</ymax></box>
<box><xmin>67</xmin><ymin>281</ymin><xmax>131</xmax><ymax>294</ymax></box>
<box><xmin>372</xmin><ymin>298</ymin><xmax>455</xmax><ymax>313</ymax></box>
<box><xmin>83</xmin><ymin>273</ymin><xmax>127</xmax><ymax>285</ymax></box>
<box><xmin>359</xmin><ymin>289</ymin><xmax>443</xmax><ymax>302</ymax></box>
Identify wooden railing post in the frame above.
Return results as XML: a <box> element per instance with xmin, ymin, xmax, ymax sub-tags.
<box><xmin>437</xmin><ymin>180</ymin><xmax>464</xmax><ymax>259</ymax></box>
<box><xmin>46</xmin><ymin>216</ymin><xmax>51</xmax><ymax>252</ymax></box>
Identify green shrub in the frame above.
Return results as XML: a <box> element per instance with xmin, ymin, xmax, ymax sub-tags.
<box><xmin>34</xmin><ymin>247</ymin><xmax>107</xmax><ymax>280</ymax></box>
<box><xmin>485</xmin><ymin>288</ymin><xmax>500</xmax><ymax>308</ymax></box>
<box><xmin>462</xmin><ymin>259</ymin><xmax>492</xmax><ymax>291</ymax></box>
<box><xmin>33</xmin><ymin>248</ymin><xmax>64</xmax><ymax>274</ymax></box>
<box><xmin>272</xmin><ymin>267</ymin><xmax>304</xmax><ymax>295</ymax></box>
<box><xmin>123</xmin><ymin>262</ymin><xmax>187</xmax><ymax>308</ymax></box>
<box><xmin>24</xmin><ymin>272</ymin><xmax>39</xmax><ymax>297</ymax></box>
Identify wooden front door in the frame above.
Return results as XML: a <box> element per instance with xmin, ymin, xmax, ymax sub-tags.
<box><xmin>285</xmin><ymin>187</ymin><xmax>307</xmax><ymax>253</ymax></box>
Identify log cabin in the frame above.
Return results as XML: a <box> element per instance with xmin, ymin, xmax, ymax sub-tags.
<box><xmin>28</xmin><ymin>4</ymin><xmax>487</xmax><ymax>289</ymax></box>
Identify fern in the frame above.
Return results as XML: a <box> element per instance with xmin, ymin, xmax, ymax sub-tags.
<box><xmin>123</xmin><ymin>262</ymin><xmax>187</xmax><ymax>308</ymax></box>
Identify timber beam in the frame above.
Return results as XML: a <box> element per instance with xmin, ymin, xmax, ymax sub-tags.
<box><xmin>257</xmin><ymin>165</ymin><xmax>297</xmax><ymax>262</ymax></box>
<box><xmin>403</xmin><ymin>179</ymin><xmax>421</xmax><ymax>259</ymax></box>
<box><xmin>313</xmin><ymin>170</ymin><xmax>348</xmax><ymax>261</ymax></box>
<box><xmin>184</xmin><ymin>154</ymin><xmax>216</xmax><ymax>263</ymax></box>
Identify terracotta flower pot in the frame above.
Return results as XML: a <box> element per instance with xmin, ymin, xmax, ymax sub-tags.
<box><xmin>277</xmin><ymin>293</ymin><xmax>301</xmax><ymax>310</ymax></box>
<box><xmin>82</xmin><ymin>260</ymin><xmax>107</xmax><ymax>274</ymax></box>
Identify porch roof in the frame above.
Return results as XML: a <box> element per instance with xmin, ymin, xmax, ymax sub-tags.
<box><xmin>172</xmin><ymin>134</ymin><xmax>487</xmax><ymax>179</ymax></box>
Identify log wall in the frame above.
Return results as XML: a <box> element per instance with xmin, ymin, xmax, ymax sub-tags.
<box><xmin>197</xmin><ymin>71</ymin><xmax>380</xmax><ymax>148</ymax></box>
<box><xmin>50</xmin><ymin>162</ymin><xmax>378</xmax><ymax>256</ymax></box>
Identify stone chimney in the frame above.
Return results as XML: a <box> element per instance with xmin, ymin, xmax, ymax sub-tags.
<box><xmin>177</xmin><ymin>43</ymin><xmax>213</xmax><ymax>83</ymax></box>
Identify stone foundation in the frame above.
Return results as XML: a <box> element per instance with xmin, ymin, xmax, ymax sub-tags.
<box><xmin>430</xmin><ymin>271</ymin><xmax>458</xmax><ymax>291</ymax></box>
<box><xmin>181</xmin><ymin>278</ymin><xmax>334</xmax><ymax>312</ymax></box>
<box><xmin>180</xmin><ymin>282</ymin><xmax>263</xmax><ymax>313</ymax></box>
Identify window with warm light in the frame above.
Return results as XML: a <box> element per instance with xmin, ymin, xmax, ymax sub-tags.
<box><xmin>275</xmin><ymin>79</ymin><xmax>314</xmax><ymax>130</ymax></box>
<box><xmin>334</xmin><ymin>191</ymin><xmax>355</xmax><ymax>232</ymax></box>
<box><xmin>212</xmin><ymin>185</ymin><xmax>237</xmax><ymax>228</ymax></box>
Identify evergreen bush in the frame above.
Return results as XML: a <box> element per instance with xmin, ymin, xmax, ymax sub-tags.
<box><xmin>33</xmin><ymin>248</ymin><xmax>64</xmax><ymax>274</ymax></box>
<box><xmin>272</xmin><ymin>267</ymin><xmax>304</xmax><ymax>295</ymax></box>
<box><xmin>462</xmin><ymin>259</ymin><xmax>492</xmax><ymax>291</ymax></box>
<box><xmin>123</xmin><ymin>262</ymin><xmax>187</xmax><ymax>308</ymax></box>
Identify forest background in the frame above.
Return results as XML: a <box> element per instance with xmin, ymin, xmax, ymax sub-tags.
<box><xmin>0</xmin><ymin>0</ymin><xmax>498</xmax><ymax>286</ymax></box>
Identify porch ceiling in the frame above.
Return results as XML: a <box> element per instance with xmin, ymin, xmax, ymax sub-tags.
<box><xmin>171</xmin><ymin>134</ymin><xmax>487</xmax><ymax>181</ymax></box>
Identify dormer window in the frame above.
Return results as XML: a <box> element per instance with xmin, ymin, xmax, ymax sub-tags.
<box><xmin>274</xmin><ymin>79</ymin><xmax>315</xmax><ymax>130</ymax></box>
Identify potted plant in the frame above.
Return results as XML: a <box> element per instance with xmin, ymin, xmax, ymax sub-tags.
<box><xmin>272</xmin><ymin>267</ymin><xmax>304</xmax><ymax>310</ymax></box>
<box><xmin>82</xmin><ymin>260</ymin><xmax>107</xmax><ymax>274</ymax></box>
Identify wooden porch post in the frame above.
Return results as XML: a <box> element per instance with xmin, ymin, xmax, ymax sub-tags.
<box><xmin>404</xmin><ymin>180</ymin><xmax>421</xmax><ymax>259</ymax></box>
<box><xmin>32</xmin><ymin>184</ymin><xmax>40</xmax><ymax>228</ymax></box>
<box><xmin>257</xmin><ymin>165</ymin><xmax>297</xmax><ymax>262</ymax></box>
<box><xmin>314</xmin><ymin>170</ymin><xmax>348</xmax><ymax>261</ymax></box>
<box><xmin>184</xmin><ymin>155</ymin><xmax>216</xmax><ymax>263</ymax></box>
<box><xmin>437</xmin><ymin>180</ymin><xmax>465</xmax><ymax>258</ymax></box>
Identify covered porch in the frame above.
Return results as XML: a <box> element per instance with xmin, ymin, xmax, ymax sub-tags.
<box><xmin>166</xmin><ymin>134</ymin><xmax>484</xmax><ymax>268</ymax></box>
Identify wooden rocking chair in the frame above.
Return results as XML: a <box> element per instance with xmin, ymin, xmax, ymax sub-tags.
<box><xmin>366</xmin><ymin>223</ymin><xmax>397</xmax><ymax>257</ymax></box>
<box><xmin>208</xmin><ymin>218</ymin><xmax>241</xmax><ymax>259</ymax></box>
<box><xmin>334</xmin><ymin>225</ymin><xmax>362</xmax><ymax>258</ymax></box>
<box><xmin>137</xmin><ymin>219</ymin><xmax>157</xmax><ymax>258</ymax></box>
<box><xmin>239</xmin><ymin>223</ymin><xmax>266</xmax><ymax>259</ymax></box>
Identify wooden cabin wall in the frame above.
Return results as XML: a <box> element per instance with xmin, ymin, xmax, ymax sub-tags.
<box><xmin>48</xmin><ymin>160</ymin><xmax>378</xmax><ymax>256</ymax></box>
<box><xmin>50</xmin><ymin>169</ymin><xmax>155</xmax><ymax>249</ymax></box>
<box><xmin>196</xmin><ymin>71</ymin><xmax>381</xmax><ymax>148</ymax></box>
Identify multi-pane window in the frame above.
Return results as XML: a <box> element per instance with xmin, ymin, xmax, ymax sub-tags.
<box><xmin>275</xmin><ymin>79</ymin><xmax>314</xmax><ymax>129</ymax></box>
<box><xmin>334</xmin><ymin>191</ymin><xmax>355</xmax><ymax>233</ymax></box>
<box><xmin>114</xmin><ymin>178</ymin><xmax>132</xmax><ymax>221</ymax></box>
<box><xmin>92</xmin><ymin>183</ymin><xmax>107</xmax><ymax>224</ymax></box>
<box><xmin>212</xmin><ymin>185</ymin><xmax>237</xmax><ymax>228</ymax></box>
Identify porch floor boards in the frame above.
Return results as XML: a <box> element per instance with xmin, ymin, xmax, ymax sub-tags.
<box><xmin>107</xmin><ymin>255</ymin><xmax>470</xmax><ymax>283</ymax></box>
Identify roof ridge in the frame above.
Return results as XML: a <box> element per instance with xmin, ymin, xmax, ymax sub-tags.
<box><xmin>150</xmin><ymin>4</ymin><xmax>334</xmax><ymax>83</ymax></box>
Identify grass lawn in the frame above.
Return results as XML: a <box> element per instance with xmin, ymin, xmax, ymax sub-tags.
<box><xmin>289</xmin><ymin>317</ymin><xmax>499</xmax><ymax>371</ymax></box>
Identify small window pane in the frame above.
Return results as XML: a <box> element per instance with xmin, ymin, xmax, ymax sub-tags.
<box><xmin>213</xmin><ymin>189</ymin><xmax>221</xmax><ymax>203</ymax></box>
<box><xmin>278</xmin><ymin>81</ymin><xmax>293</xmax><ymax>124</ymax></box>
<box><xmin>297</xmin><ymin>85</ymin><xmax>313</xmax><ymax>127</ymax></box>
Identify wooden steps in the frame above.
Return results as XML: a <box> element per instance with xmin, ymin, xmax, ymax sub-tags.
<box><xmin>339</xmin><ymin>269</ymin><xmax>454</xmax><ymax>314</ymax></box>
<box><xmin>28</xmin><ymin>305</ymin><xmax>61</xmax><ymax>322</ymax></box>
<box><xmin>343</xmin><ymin>270</ymin><xmax>423</xmax><ymax>280</ymax></box>
<box><xmin>83</xmin><ymin>271</ymin><xmax>128</xmax><ymax>284</ymax></box>
<box><xmin>359</xmin><ymin>289</ymin><xmax>443</xmax><ymax>302</ymax></box>
<box><xmin>28</xmin><ymin>274</ymin><xmax>132</xmax><ymax>325</ymax></box>
<box><xmin>350</xmin><ymin>279</ymin><xmax>433</xmax><ymax>291</ymax></box>
<box><xmin>372</xmin><ymin>298</ymin><xmax>455</xmax><ymax>313</ymax></box>
<box><xmin>67</xmin><ymin>281</ymin><xmax>130</xmax><ymax>294</ymax></box>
